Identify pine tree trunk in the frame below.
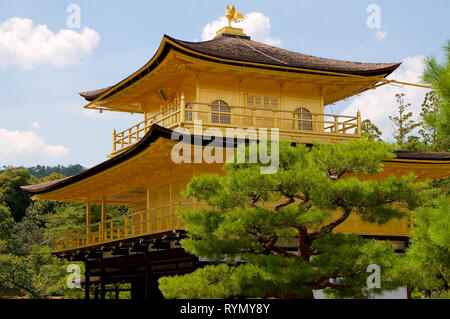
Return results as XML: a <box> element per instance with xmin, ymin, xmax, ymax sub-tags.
<box><xmin>297</xmin><ymin>227</ymin><xmax>315</xmax><ymax>299</ymax></box>
<box><xmin>297</xmin><ymin>227</ymin><xmax>312</xmax><ymax>260</ymax></box>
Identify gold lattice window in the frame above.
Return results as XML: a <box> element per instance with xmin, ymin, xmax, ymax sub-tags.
<box><xmin>294</xmin><ymin>107</ymin><xmax>313</xmax><ymax>131</ymax></box>
<box><xmin>211</xmin><ymin>100</ymin><xmax>230</xmax><ymax>124</ymax></box>
<box><xmin>247</xmin><ymin>95</ymin><xmax>279</xmax><ymax>108</ymax></box>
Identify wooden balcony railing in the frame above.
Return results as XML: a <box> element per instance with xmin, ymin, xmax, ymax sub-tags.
<box><xmin>184</xmin><ymin>102</ymin><xmax>361</xmax><ymax>135</ymax></box>
<box><xmin>54</xmin><ymin>204</ymin><xmax>185</xmax><ymax>252</ymax></box>
<box><xmin>55</xmin><ymin>205</ymin><xmax>413</xmax><ymax>253</ymax></box>
<box><xmin>112</xmin><ymin>104</ymin><xmax>181</xmax><ymax>153</ymax></box>
<box><xmin>111</xmin><ymin>99</ymin><xmax>361</xmax><ymax>154</ymax></box>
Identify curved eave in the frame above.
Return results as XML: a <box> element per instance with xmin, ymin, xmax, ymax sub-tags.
<box><xmin>22</xmin><ymin>124</ymin><xmax>173</xmax><ymax>195</ymax></box>
<box><xmin>80</xmin><ymin>35</ymin><xmax>173</xmax><ymax>104</ymax></box>
<box><xmin>80</xmin><ymin>34</ymin><xmax>401</xmax><ymax>106</ymax></box>
<box><xmin>21</xmin><ymin>124</ymin><xmax>237</xmax><ymax>196</ymax></box>
<box><xmin>22</xmin><ymin>125</ymin><xmax>450</xmax><ymax>196</ymax></box>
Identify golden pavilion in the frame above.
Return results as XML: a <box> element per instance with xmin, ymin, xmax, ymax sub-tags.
<box><xmin>22</xmin><ymin>8</ymin><xmax>450</xmax><ymax>299</ymax></box>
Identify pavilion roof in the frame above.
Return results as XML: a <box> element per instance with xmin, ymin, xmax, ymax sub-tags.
<box><xmin>79</xmin><ymin>33</ymin><xmax>401</xmax><ymax>102</ymax></box>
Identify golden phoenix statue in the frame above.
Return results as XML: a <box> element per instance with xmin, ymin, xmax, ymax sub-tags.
<box><xmin>225</xmin><ymin>5</ymin><xmax>246</xmax><ymax>27</ymax></box>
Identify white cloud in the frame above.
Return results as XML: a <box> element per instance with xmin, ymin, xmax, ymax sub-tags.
<box><xmin>375</xmin><ymin>31</ymin><xmax>387</xmax><ymax>41</ymax></box>
<box><xmin>201</xmin><ymin>12</ymin><xmax>281</xmax><ymax>46</ymax></box>
<box><xmin>0</xmin><ymin>17</ymin><xmax>100</xmax><ymax>69</ymax></box>
<box><xmin>31</xmin><ymin>121</ymin><xmax>41</xmax><ymax>129</ymax></box>
<box><xmin>0</xmin><ymin>128</ymin><xmax>69</xmax><ymax>166</ymax></box>
<box><xmin>341</xmin><ymin>56</ymin><xmax>430</xmax><ymax>141</ymax></box>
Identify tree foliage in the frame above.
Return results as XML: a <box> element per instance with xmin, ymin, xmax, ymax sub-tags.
<box><xmin>419</xmin><ymin>92</ymin><xmax>440</xmax><ymax>147</ymax></box>
<box><xmin>0</xmin><ymin>164</ymin><xmax>85</xmax><ymax>179</ymax></box>
<box><xmin>0</xmin><ymin>205</ymin><xmax>14</xmax><ymax>241</ymax></box>
<box><xmin>398</xmin><ymin>177</ymin><xmax>450</xmax><ymax>298</ymax></box>
<box><xmin>361</xmin><ymin>119</ymin><xmax>382</xmax><ymax>140</ymax></box>
<box><xmin>421</xmin><ymin>40</ymin><xmax>450</xmax><ymax>147</ymax></box>
<box><xmin>0</xmin><ymin>166</ymin><xmax>102</xmax><ymax>298</ymax></box>
<box><xmin>389</xmin><ymin>93</ymin><xmax>420</xmax><ymax>147</ymax></box>
<box><xmin>0</xmin><ymin>168</ymin><xmax>36</xmax><ymax>222</ymax></box>
<box><xmin>159</xmin><ymin>140</ymin><xmax>423</xmax><ymax>298</ymax></box>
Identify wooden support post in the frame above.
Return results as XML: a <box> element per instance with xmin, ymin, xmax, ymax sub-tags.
<box><xmin>144</xmin><ymin>111</ymin><xmax>147</xmax><ymax>129</ymax></box>
<box><xmin>309</xmin><ymin>114</ymin><xmax>314</xmax><ymax>132</ymax></box>
<box><xmin>193</xmin><ymin>165</ymin><xmax>197</xmax><ymax>210</ymax></box>
<box><xmin>195</xmin><ymin>79</ymin><xmax>200</xmax><ymax>122</ymax></box>
<box><xmin>130</xmin><ymin>280</ymin><xmax>136</xmax><ymax>300</ymax></box>
<box><xmin>145</xmin><ymin>252</ymin><xmax>150</xmax><ymax>300</ymax></box>
<box><xmin>86</xmin><ymin>202</ymin><xmax>91</xmax><ymax>245</ymax></box>
<box><xmin>169</xmin><ymin>183</ymin><xmax>173</xmax><ymax>229</ymax></box>
<box><xmin>180</xmin><ymin>92</ymin><xmax>185</xmax><ymax>124</ymax></box>
<box><xmin>112</xmin><ymin>129</ymin><xmax>116</xmax><ymax>152</ymax></box>
<box><xmin>356</xmin><ymin>110</ymin><xmax>361</xmax><ymax>136</ymax></box>
<box><xmin>101</xmin><ymin>198</ymin><xmax>107</xmax><ymax>242</ymax></box>
<box><xmin>158</xmin><ymin>192</ymin><xmax>162</xmax><ymax>231</ymax></box>
<box><xmin>319</xmin><ymin>86</ymin><xmax>325</xmax><ymax>132</ymax></box>
<box><xmin>84</xmin><ymin>265</ymin><xmax>90</xmax><ymax>300</ymax></box>
<box><xmin>115</xmin><ymin>284</ymin><xmax>120</xmax><ymax>300</ymax></box>
<box><xmin>140</xmin><ymin>211</ymin><xmax>144</xmax><ymax>235</ymax></box>
<box><xmin>146</xmin><ymin>187</ymin><xmax>151</xmax><ymax>233</ymax></box>
<box><xmin>100</xmin><ymin>259</ymin><xmax>106</xmax><ymax>300</ymax></box>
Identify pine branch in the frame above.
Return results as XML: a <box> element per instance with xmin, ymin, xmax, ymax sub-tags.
<box><xmin>248</xmin><ymin>194</ymin><xmax>262</xmax><ymax>210</ymax></box>
<box><xmin>309</xmin><ymin>209</ymin><xmax>351</xmax><ymax>240</ymax></box>
<box><xmin>275</xmin><ymin>196</ymin><xmax>295</xmax><ymax>210</ymax></box>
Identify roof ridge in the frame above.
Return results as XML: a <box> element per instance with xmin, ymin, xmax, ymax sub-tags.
<box><xmin>236</xmin><ymin>37</ymin><xmax>289</xmax><ymax>65</ymax></box>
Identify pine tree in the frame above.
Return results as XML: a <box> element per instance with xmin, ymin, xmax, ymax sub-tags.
<box><xmin>361</xmin><ymin>119</ymin><xmax>382</xmax><ymax>140</ymax></box>
<box><xmin>159</xmin><ymin>140</ymin><xmax>422</xmax><ymax>299</ymax></box>
<box><xmin>401</xmin><ymin>178</ymin><xmax>450</xmax><ymax>298</ymax></box>
<box><xmin>389</xmin><ymin>93</ymin><xmax>420</xmax><ymax>147</ymax></box>
<box><xmin>419</xmin><ymin>92</ymin><xmax>439</xmax><ymax>146</ymax></box>
<box><xmin>421</xmin><ymin>41</ymin><xmax>450</xmax><ymax>151</ymax></box>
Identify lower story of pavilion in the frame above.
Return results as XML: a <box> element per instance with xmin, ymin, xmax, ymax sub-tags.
<box><xmin>22</xmin><ymin>126</ymin><xmax>450</xmax><ymax>299</ymax></box>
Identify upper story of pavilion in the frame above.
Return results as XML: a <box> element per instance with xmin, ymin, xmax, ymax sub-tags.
<box><xmin>78</xmin><ymin>25</ymin><xmax>400</xmax><ymax>157</ymax></box>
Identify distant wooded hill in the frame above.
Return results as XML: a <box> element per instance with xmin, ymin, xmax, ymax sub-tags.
<box><xmin>0</xmin><ymin>164</ymin><xmax>85</xmax><ymax>178</ymax></box>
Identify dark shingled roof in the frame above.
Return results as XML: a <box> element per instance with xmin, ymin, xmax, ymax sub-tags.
<box><xmin>169</xmin><ymin>34</ymin><xmax>401</xmax><ymax>76</ymax></box>
<box><xmin>21</xmin><ymin>125</ymin><xmax>450</xmax><ymax>195</ymax></box>
<box><xmin>392</xmin><ymin>150</ymin><xmax>450</xmax><ymax>161</ymax></box>
<box><xmin>79</xmin><ymin>86</ymin><xmax>113</xmax><ymax>101</ymax></box>
<box><xmin>79</xmin><ymin>34</ymin><xmax>401</xmax><ymax>102</ymax></box>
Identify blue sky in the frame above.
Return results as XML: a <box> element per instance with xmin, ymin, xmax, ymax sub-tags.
<box><xmin>0</xmin><ymin>0</ymin><xmax>448</xmax><ymax>167</ymax></box>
